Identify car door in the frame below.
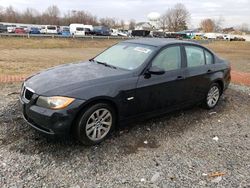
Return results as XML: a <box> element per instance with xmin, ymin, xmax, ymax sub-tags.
<box><xmin>183</xmin><ymin>45</ymin><xmax>214</xmax><ymax>103</ymax></box>
<box><xmin>135</xmin><ymin>45</ymin><xmax>186</xmax><ymax>115</ymax></box>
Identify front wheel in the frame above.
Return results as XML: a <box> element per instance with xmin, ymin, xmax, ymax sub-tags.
<box><xmin>74</xmin><ymin>103</ymin><xmax>116</xmax><ymax>145</ymax></box>
<box><xmin>202</xmin><ymin>83</ymin><xmax>221</xmax><ymax>109</ymax></box>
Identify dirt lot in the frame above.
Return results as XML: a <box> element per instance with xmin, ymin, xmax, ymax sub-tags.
<box><xmin>0</xmin><ymin>83</ymin><xmax>250</xmax><ymax>187</ymax></box>
<box><xmin>0</xmin><ymin>38</ymin><xmax>250</xmax><ymax>187</ymax></box>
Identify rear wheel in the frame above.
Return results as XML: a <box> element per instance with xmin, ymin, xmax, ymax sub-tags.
<box><xmin>202</xmin><ymin>83</ymin><xmax>221</xmax><ymax>109</ymax></box>
<box><xmin>74</xmin><ymin>103</ymin><xmax>116</xmax><ymax>145</ymax></box>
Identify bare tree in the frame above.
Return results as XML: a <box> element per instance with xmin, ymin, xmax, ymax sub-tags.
<box><xmin>99</xmin><ymin>17</ymin><xmax>118</xmax><ymax>28</ymax></box>
<box><xmin>159</xmin><ymin>14</ymin><xmax>168</xmax><ymax>31</ymax></box>
<box><xmin>21</xmin><ymin>8</ymin><xmax>39</xmax><ymax>24</ymax></box>
<box><xmin>213</xmin><ymin>16</ymin><xmax>224</xmax><ymax>32</ymax></box>
<box><xmin>0</xmin><ymin>6</ymin><xmax>4</xmax><ymax>22</ymax></box>
<box><xmin>161</xmin><ymin>3</ymin><xmax>190</xmax><ymax>32</ymax></box>
<box><xmin>41</xmin><ymin>5</ymin><xmax>60</xmax><ymax>25</ymax></box>
<box><xmin>120</xmin><ymin>19</ymin><xmax>125</xmax><ymax>29</ymax></box>
<box><xmin>128</xmin><ymin>19</ymin><xmax>136</xmax><ymax>30</ymax></box>
<box><xmin>200</xmin><ymin>18</ymin><xmax>215</xmax><ymax>32</ymax></box>
<box><xmin>4</xmin><ymin>6</ymin><xmax>19</xmax><ymax>23</ymax></box>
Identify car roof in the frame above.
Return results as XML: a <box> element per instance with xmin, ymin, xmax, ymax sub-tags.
<box><xmin>122</xmin><ymin>38</ymin><xmax>198</xmax><ymax>47</ymax></box>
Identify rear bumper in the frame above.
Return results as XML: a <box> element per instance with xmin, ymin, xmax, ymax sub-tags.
<box><xmin>19</xmin><ymin>96</ymin><xmax>85</xmax><ymax>136</ymax></box>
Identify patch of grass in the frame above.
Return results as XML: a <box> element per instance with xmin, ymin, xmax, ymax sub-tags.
<box><xmin>0</xmin><ymin>38</ymin><xmax>250</xmax><ymax>78</ymax></box>
<box><xmin>205</xmin><ymin>41</ymin><xmax>250</xmax><ymax>73</ymax></box>
<box><xmin>0</xmin><ymin>37</ymin><xmax>120</xmax><ymax>49</ymax></box>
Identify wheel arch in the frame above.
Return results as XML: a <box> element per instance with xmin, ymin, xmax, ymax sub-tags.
<box><xmin>70</xmin><ymin>97</ymin><xmax>119</xmax><ymax>132</ymax></box>
<box><xmin>213</xmin><ymin>79</ymin><xmax>224</xmax><ymax>94</ymax></box>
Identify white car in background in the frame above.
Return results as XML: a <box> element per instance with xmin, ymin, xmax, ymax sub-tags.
<box><xmin>7</xmin><ymin>25</ymin><xmax>16</xmax><ymax>33</ymax></box>
<box><xmin>40</xmin><ymin>25</ymin><xmax>57</xmax><ymax>34</ymax></box>
<box><xmin>69</xmin><ymin>24</ymin><xmax>85</xmax><ymax>36</ymax></box>
<box><xmin>204</xmin><ymin>33</ymin><xmax>217</xmax><ymax>39</ymax></box>
<box><xmin>223</xmin><ymin>34</ymin><xmax>232</xmax><ymax>41</ymax></box>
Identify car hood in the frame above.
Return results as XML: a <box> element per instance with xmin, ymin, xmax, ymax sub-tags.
<box><xmin>25</xmin><ymin>61</ymin><xmax>130</xmax><ymax>97</ymax></box>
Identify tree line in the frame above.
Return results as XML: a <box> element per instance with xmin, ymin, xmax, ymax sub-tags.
<box><xmin>0</xmin><ymin>4</ymin><xmax>190</xmax><ymax>31</ymax></box>
<box><xmin>0</xmin><ymin>5</ymin><xmax>136</xmax><ymax>29</ymax></box>
<box><xmin>0</xmin><ymin>4</ymin><xmax>248</xmax><ymax>32</ymax></box>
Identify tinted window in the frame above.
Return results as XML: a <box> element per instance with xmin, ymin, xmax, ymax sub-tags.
<box><xmin>205</xmin><ymin>50</ymin><xmax>213</xmax><ymax>64</ymax></box>
<box><xmin>47</xmin><ymin>26</ymin><xmax>56</xmax><ymax>30</ymax></box>
<box><xmin>152</xmin><ymin>46</ymin><xmax>181</xmax><ymax>71</ymax></box>
<box><xmin>76</xmin><ymin>27</ymin><xmax>84</xmax><ymax>31</ymax></box>
<box><xmin>185</xmin><ymin>46</ymin><xmax>205</xmax><ymax>67</ymax></box>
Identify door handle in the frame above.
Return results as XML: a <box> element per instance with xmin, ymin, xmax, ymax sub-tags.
<box><xmin>207</xmin><ymin>69</ymin><xmax>212</xmax><ymax>73</ymax></box>
<box><xmin>176</xmin><ymin>76</ymin><xmax>184</xmax><ymax>80</ymax></box>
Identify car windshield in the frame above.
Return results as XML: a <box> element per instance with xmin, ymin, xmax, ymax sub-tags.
<box><xmin>93</xmin><ymin>43</ymin><xmax>156</xmax><ymax>70</ymax></box>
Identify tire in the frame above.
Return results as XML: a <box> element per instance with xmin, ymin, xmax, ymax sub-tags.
<box><xmin>74</xmin><ymin>103</ymin><xmax>116</xmax><ymax>145</ymax></box>
<box><xmin>202</xmin><ymin>83</ymin><xmax>221</xmax><ymax>109</ymax></box>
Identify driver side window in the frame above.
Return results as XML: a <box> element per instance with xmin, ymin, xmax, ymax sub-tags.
<box><xmin>152</xmin><ymin>46</ymin><xmax>181</xmax><ymax>71</ymax></box>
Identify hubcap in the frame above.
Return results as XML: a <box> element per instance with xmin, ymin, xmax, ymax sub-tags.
<box><xmin>207</xmin><ymin>86</ymin><xmax>220</xmax><ymax>108</ymax></box>
<box><xmin>85</xmin><ymin>108</ymin><xmax>112</xmax><ymax>141</ymax></box>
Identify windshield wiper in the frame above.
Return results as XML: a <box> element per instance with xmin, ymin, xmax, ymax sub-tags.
<box><xmin>90</xmin><ymin>59</ymin><xmax>117</xmax><ymax>69</ymax></box>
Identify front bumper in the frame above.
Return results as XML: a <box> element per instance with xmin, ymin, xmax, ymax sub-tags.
<box><xmin>19</xmin><ymin>95</ymin><xmax>85</xmax><ymax>136</ymax></box>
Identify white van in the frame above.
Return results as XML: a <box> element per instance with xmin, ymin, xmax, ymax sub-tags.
<box><xmin>69</xmin><ymin>24</ymin><xmax>85</xmax><ymax>36</ymax></box>
<box><xmin>84</xmin><ymin>25</ymin><xmax>93</xmax><ymax>31</ymax></box>
<box><xmin>204</xmin><ymin>33</ymin><xmax>217</xmax><ymax>39</ymax></box>
<box><xmin>40</xmin><ymin>25</ymin><xmax>57</xmax><ymax>34</ymax></box>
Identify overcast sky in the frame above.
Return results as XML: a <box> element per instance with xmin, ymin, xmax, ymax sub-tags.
<box><xmin>1</xmin><ymin>0</ymin><xmax>250</xmax><ymax>28</ymax></box>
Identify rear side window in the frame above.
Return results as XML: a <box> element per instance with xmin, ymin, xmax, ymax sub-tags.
<box><xmin>152</xmin><ymin>46</ymin><xmax>181</xmax><ymax>71</ymax></box>
<box><xmin>205</xmin><ymin>50</ymin><xmax>213</xmax><ymax>64</ymax></box>
<box><xmin>47</xmin><ymin>26</ymin><xmax>56</xmax><ymax>30</ymax></box>
<box><xmin>76</xmin><ymin>27</ymin><xmax>84</xmax><ymax>31</ymax></box>
<box><xmin>185</xmin><ymin>46</ymin><xmax>205</xmax><ymax>67</ymax></box>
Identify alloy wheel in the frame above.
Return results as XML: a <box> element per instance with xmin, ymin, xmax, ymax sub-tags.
<box><xmin>207</xmin><ymin>86</ymin><xmax>220</xmax><ymax>108</ymax></box>
<box><xmin>85</xmin><ymin>108</ymin><xmax>112</xmax><ymax>141</ymax></box>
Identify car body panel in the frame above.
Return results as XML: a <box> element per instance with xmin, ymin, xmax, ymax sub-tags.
<box><xmin>24</xmin><ymin>61</ymin><xmax>131</xmax><ymax>98</ymax></box>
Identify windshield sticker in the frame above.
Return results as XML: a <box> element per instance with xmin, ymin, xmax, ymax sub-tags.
<box><xmin>134</xmin><ymin>47</ymin><xmax>151</xmax><ymax>54</ymax></box>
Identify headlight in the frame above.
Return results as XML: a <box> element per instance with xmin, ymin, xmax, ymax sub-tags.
<box><xmin>36</xmin><ymin>96</ymin><xmax>75</xmax><ymax>110</ymax></box>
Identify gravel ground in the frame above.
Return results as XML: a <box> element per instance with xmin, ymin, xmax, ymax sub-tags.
<box><xmin>0</xmin><ymin>83</ymin><xmax>250</xmax><ymax>187</ymax></box>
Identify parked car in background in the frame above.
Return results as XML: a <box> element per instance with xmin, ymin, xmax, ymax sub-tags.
<box><xmin>40</xmin><ymin>25</ymin><xmax>57</xmax><ymax>34</ymax></box>
<box><xmin>46</xmin><ymin>25</ymin><xmax>57</xmax><ymax>34</ymax></box>
<box><xmin>20</xmin><ymin>38</ymin><xmax>231</xmax><ymax>145</ymax></box>
<box><xmin>20</xmin><ymin>26</ymin><xmax>29</xmax><ymax>33</ymax></box>
<box><xmin>84</xmin><ymin>25</ymin><xmax>93</xmax><ymax>32</ymax></box>
<box><xmin>231</xmin><ymin>36</ymin><xmax>246</xmax><ymax>41</ymax></box>
<box><xmin>110</xmin><ymin>29</ymin><xmax>119</xmax><ymax>36</ymax></box>
<box><xmin>151</xmin><ymin>31</ymin><xmax>165</xmax><ymax>38</ymax></box>
<box><xmin>40</xmin><ymin>26</ymin><xmax>46</xmax><ymax>34</ymax></box>
<box><xmin>29</xmin><ymin>27</ymin><xmax>40</xmax><ymax>34</ymax></box>
<box><xmin>204</xmin><ymin>33</ymin><xmax>217</xmax><ymax>39</ymax></box>
<box><xmin>7</xmin><ymin>25</ymin><xmax>16</xmax><ymax>33</ymax></box>
<box><xmin>15</xmin><ymin>27</ymin><xmax>26</xmax><ymax>34</ymax></box>
<box><xmin>192</xmin><ymin>35</ymin><xmax>205</xmax><ymax>40</ymax></box>
<box><xmin>69</xmin><ymin>24</ymin><xmax>85</xmax><ymax>36</ymax></box>
<box><xmin>223</xmin><ymin>34</ymin><xmax>232</xmax><ymax>41</ymax></box>
<box><xmin>93</xmin><ymin>26</ymin><xmax>110</xmax><ymax>36</ymax></box>
<box><xmin>58</xmin><ymin>26</ymin><xmax>71</xmax><ymax>36</ymax></box>
<box><xmin>0</xmin><ymin>24</ymin><xmax>7</xmax><ymax>33</ymax></box>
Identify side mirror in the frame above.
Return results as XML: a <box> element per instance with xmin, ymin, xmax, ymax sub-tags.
<box><xmin>148</xmin><ymin>66</ymin><xmax>165</xmax><ymax>75</ymax></box>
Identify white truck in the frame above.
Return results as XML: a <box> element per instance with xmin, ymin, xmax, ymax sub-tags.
<box><xmin>69</xmin><ymin>24</ymin><xmax>85</xmax><ymax>36</ymax></box>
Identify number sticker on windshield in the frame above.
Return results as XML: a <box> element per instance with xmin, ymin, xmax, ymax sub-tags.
<box><xmin>134</xmin><ymin>47</ymin><xmax>151</xmax><ymax>54</ymax></box>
